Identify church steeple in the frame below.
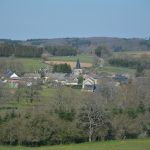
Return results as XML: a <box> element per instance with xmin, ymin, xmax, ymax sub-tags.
<box><xmin>76</xmin><ymin>59</ymin><xmax>81</xmax><ymax>69</ymax></box>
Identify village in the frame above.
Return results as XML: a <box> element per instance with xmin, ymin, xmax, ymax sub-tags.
<box><xmin>1</xmin><ymin>0</ymin><xmax>150</xmax><ymax>149</ymax></box>
<box><xmin>0</xmin><ymin>58</ymin><xmax>130</xmax><ymax>93</ymax></box>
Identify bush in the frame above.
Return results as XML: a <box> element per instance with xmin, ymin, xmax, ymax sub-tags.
<box><xmin>53</xmin><ymin>63</ymin><xmax>72</xmax><ymax>73</ymax></box>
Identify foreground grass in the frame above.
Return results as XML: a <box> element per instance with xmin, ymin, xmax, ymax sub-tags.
<box><xmin>0</xmin><ymin>138</ymin><xmax>150</xmax><ymax>150</ymax></box>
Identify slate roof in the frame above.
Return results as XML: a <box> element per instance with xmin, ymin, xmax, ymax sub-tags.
<box><xmin>3</xmin><ymin>70</ymin><xmax>13</xmax><ymax>78</ymax></box>
<box><xmin>113</xmin><ymin>74</ymin><xmax>128</xmax><ymax>82</ymax></box>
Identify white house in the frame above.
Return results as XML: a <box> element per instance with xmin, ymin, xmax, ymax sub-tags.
<box><xmin>10</xmin><ymin>73</ymin><xmax>20</xmax><ymax>80</ymax></box>
<box><xmin>9</xmin><ymin>73</ymin><xmax>20</xmax><ymax>88</ymax></box>
<box><xmin>82</xmin><ymin>77</ymin><xmax>97</xmax><ymax>92</ymax></box>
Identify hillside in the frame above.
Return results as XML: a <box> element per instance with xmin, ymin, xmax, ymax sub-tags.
<box><xmin>0</xmin><ymin>37</ymin><xmax>150</xmax><ymax>52</ymax></box>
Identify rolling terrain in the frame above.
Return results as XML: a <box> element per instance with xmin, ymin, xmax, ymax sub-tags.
<box><xmin>1</xmin><ymin>37</ymin><xmax>150</xmax><ymax>52</ymax></box>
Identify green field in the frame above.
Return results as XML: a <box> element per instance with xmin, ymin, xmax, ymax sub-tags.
<box><xmin>0</xmin><ymin>138</ymin><xmax>150</xmax><ymax>150</ymax></box>
<box><xmin>17</xmin><ymin>58</ymin><xmax>46</xmax><ymax>72</ymax></box>
<box><xmin>0</xmin><ymin>87</ymin><xmax>82</xmax><ymax>112</ymax></box>
<box><xmin>0</xmin><ymin>87</ymin><xmax>56</xmax><ymax>111</ymax></box>
<box><xmin>1</xmin><ymin>52</ymin><xmax>138</xmax><ymax>73</ymax></box>
<box><xmin>98</xmin><ymin>66</ymin><xmax>135</xmax><ymax>74</ymax></box>
<box><xmin>49</xmin><ymin>54</ymin><xmax>93</xmax><ymax>63</ymax></box>
<box><xmin>0</xmin><ymin>57</ymin><xmax>46</xmax><ymax>72</ymax></box>
<box><xmin>114</xmin><ymin>51</ymin><xmax>150</xmax><ymax>57</ymax></box>
<box><xmin>13</xmin><ymin>54</ymin><xmax>93</xmax><ymax>72</ymax></box>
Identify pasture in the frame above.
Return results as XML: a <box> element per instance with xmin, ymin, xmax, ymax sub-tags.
<box><xmin>49</xmin><ymin>54</ymin><xmax>94</xmax><ymax>63</ymax></box>
<box><xmin>98</xmin><ymin>66</ymin><xmax>135</xmax><ymax>74</ymax></box>
<box><xmin>1</xmin><ymin>51</ymin><xmax>143</xmax><ymax>73</ymax></box>
<box><xmin>114</xmin><ymin>51</ymin><xmax>150</xmax><ymax>58</ymax></box>
<box><xmin>45</xmin><ymin>60</ymin><xmax>92</xmax><ymax>69</ymax></box>
<box><xmin>0</xmin><ymin>138</ymin><xmax>150</xmax><ymax>150</ymax></box>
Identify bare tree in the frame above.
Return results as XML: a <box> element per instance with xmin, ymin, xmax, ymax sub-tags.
<box><xmin>79</xmin><ymin>97</ymin><xmax>108</xmax><ymax>142</ymax></box>
<box><xmin>41</xmin><ymin>51</ymin><xmax>50</xmax><ymax>61</ymax></box>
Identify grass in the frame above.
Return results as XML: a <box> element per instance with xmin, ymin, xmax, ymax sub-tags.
<box><xmin>1</xmin><ymin>86</ymin><xmax>81</xmax><ymax>112</ymax></box>
<box><xmin>0</xmin><ymin>57</ymin><xmax>46</xmax><ymax>72</ymax></box>
<box><xmin>98</xmin><ymin>66</ymin><xmax>135</xmax><ymax>74</ymax></box>
<box><xmin>0</xmin><ymin>87</ymin><xmax>57</xmax><ymax>113</ymax></box>
<box><xmin>114</xmin><ymin>51</ymin><xmax>150</xmax><ymax>57</ymax></box>
<box><xmin>49</xmin><ymin>54</ymin><xmax>93</xmax><ymax>63</ymax></box>
<box><xmin>12</xmin><ymin>54</ymin><xmax>93</xmax><ymax>72</ymax></box>
<box><xmin>1</xmin><ymin>52</ymin><xmax>140</xmax><ymax>73</ymax></box>
<box><xmin>0</xmin><ymin>138</ymin><xmax>150</xmax><ymax>150</ymax></box>
<box><xmin>17</xmin><ymin>58</ymin><xmax>46</xmax><ymax>72</ymax></box>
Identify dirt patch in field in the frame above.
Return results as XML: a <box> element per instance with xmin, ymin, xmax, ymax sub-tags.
<box><xmin>45</xmin><ymin>61</ymin><xmax>92</xmax><ymax>68</ymax></box>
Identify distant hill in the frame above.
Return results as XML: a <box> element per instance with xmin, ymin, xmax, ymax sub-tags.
<box><xmin>0</xmin><ymin>37</ymin><xmax>150</xmax><ymax>52</ymax></box>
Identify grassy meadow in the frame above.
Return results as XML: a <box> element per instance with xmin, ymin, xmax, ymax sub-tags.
<box><xmin>15</xmin><ymin>53</ymin><xmax>136</xmax><ymax>74</ymax></box>
<box><xmin>49</xmin><ymin>54</ymin><xmax>94</xmax><ymax>63</ymax></box>
<box><xmin>114</xmin><ymin>51</ymin><xmax>150</xmax><ymax>58</ymax></box>
<box><xmin>10</xmin><ymin>54</ymin><xmax>93</xmax><ymax>72</ymax></box>
<box><xmin>0</xmin><ymin>138</ymin><xmax>150</xmax><ymax>150</ymax></box>
<box><xmin>98</xmin><ymin>66</ymin><xmax>135</xmax><ymax>74</ymax></box>
<box><xmin>1</xmin><ymin>51</ymin><xmax>150</xmax><ymax>73</ymax></box>
<box><xmin>17</xmin><ymin>58</ymin><xmax>46</xmax><ymax>72</ymax></box>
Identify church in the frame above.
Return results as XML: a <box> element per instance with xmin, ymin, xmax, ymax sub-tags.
<box><xmin>73</xmin><ymin>59</ymin><xmax>83</xmax><ymax>76</ymax></box>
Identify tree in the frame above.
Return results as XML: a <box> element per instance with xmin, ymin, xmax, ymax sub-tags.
<box><xmin>53</xmin><ymin>63</ymin><xmax>72</xmax><ymax>73</ymax></box>
<box><xmin>45</xmin><ymin>46</ymin><xmax>77</xmax><ymax>56</ymax></box>
<box><xmin>95</xmin><ymin>46</ymin><xmax>112</xmax><ymax>58</ymax></box>
<box><xmin>92</xmin><ymin>55</ymin><xmax>99</xmax><ymax>66</ymax></box>
<box><xmin>39</xmin><ymin>67</ymin><xmax>46</xmax><ymax>78</ymax></box>
<box><xmin>112</xmin><ymin>114</ymin><xmax>142</xmax><ymax>139</ymax></box>
<box><xmin>41</xmin><ymin>51</ymin><xmax>50</xmax><ymax>61</ymax></box>
<box><xmin>135</xmin><ymin>64</ymin><xmax>145</xmax><ymax>77</ymax></box>
<box><xmin>77</xmin><ymin>75</ymin><xmax>84</xmax><ymax>84</ymax></box>
<box><xmin>0</xmin><ymin>58</ymin><xmax>25</xmax><ymax>76</ymax></box>
<box><xmin>14</xmin><ymin>86</ymin><xmax>25</xmax><ymax>103</ymax></box>
<box><xmin>53</xmin><ymin>87</ymin><xmax>78</xmax><ymax>121</ymax></box>
<box><xmin>0</xmin><ymin>83</ymin><xmax>12</xmax><ymax>105</ymax></box>
<box><xmin>0</xmin><ymin>43</ymin><xmax>43</xmax><ymax>58</ymax></box>
<box><xmin>79</xmin><ymin>97</ymin><xmax>108</xmax><ymax>142</ymax></box>
<box><xmin>25</xmin><ymin>84</ymin><xmax>41</xmax><ymax>103</ymax></box>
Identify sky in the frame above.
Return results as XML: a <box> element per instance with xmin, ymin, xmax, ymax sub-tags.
<box><xmin>0</xmin><ymin>0</ymin><xmax>150</xmax><ymax>40</ymax></box>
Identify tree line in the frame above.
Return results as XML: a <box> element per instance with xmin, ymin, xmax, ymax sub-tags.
<box><xmin>53</xmin><ymin>63</ymin><xmax>72</xmax><ymax>73</ymax></box>
<box><xmin>109</xmin><ymin>55</ymin><xmax>150</xmax><ymax>69</ymax></box>
<box><xmin>0</xmin><ymin>77</ymin><xmax>150</xmax><ymax>146</ymax></box>
<box><xmin>45</xmin><ymin>46</ymin><xmax>77</xmax><ymax>56</ymax></box>
<box><xmin>0</xmin><ymin>43</ymin><xmax>77</xmax><ymax>58</ymax></box>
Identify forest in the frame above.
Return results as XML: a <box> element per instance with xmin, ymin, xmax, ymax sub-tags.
<box><xmin>0</xmin><ymin>43</ymin><xmax>77</xmax><ymax>57</ymax></box>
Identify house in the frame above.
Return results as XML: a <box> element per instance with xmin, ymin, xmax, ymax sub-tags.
<box><xmin>82</xmin><ymin>77</ymin><xmax>97</xmax><ymax>92</ymax></box>
<box><xmin>64</xmin><ymin>77</ymin><xmax>78</xmax><ymax>86</ymax></box>
<box><xmin>23</xmin><ymin>73</ymin><xmax>40</xmax><ymax>80</ymax></box>
<box><xmin>3</xmin><ymin>69</ymin><xmax>13</xmax><ymax>78</ymax></box>
<box><xmin>9</xmin><ymin>73</ymin><xmax>20</xmax><ymax>88</ymax></box>
<box><xmin>10</xmin><ymin>73</ymin><xmax>20</xmax><ymax>80</ymax></box>
<box><xmin>113</xmin><ymin>74</ymin><xmax>128</xmax><ymax>84</ymax></box>
<box><xmin>46</xmin><ymin>73</ymin><xmax>66</xmax><ymax>87</ymax></box>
